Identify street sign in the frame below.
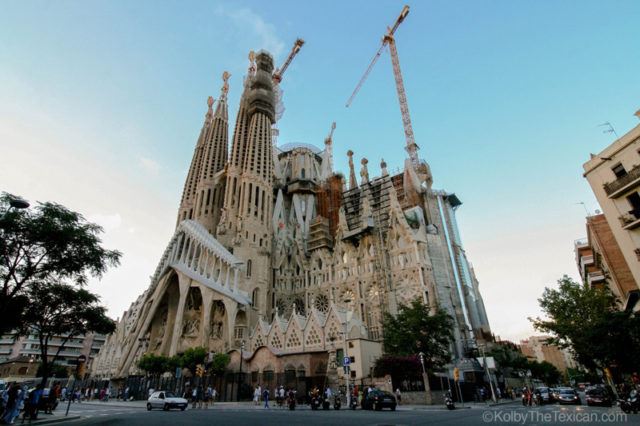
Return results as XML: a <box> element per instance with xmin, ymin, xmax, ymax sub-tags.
<box><xmin>343</xmin><ymin>356</ymin><xmax>350</xmax><ymax>366</ymax></box>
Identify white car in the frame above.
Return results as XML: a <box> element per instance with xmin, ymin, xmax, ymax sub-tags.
<box><xmin>147</xmin><ymin>390</ymin><xmax>188</xmax><ymax>411</ymax></box>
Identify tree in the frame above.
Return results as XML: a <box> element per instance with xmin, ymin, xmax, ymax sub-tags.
<box><xmin>137</xmin><ymin>353</ymin><xmax>172</xmax><ymax>377</ymax></box>
<box><xmin>531</xmin><ymin>275</ymin><xmax>640</xmax><ymax>373</ymax></box>
<box><xmin>208</xmin><ymin>352</ymin><xmax>230</xmax><ymax>376</ymax></box>
<box><xmin>0</xmin><ymin>193</ymin><xmax>120</xmax><ymax>333</ymax></box>
<box><xmin>373</xmin><ymin>354</ymin><xmax>421</xmax><ymax>379</ymax></box>
<box><xmin>381</xmin><ymin>298</ymin><xmax>454</xmax><ymax>371</ymax></box>
<box><xmin>22</xmin><ymin>283</ymin><xmax>116</xmax><ymax>386</ymax></box>
<box><xmin>179</xmin><ymin>347</ymin><xmax>208</xmax><ymax>375</ymax></box>
<box><xmin>37</xmin><ymin>363</ymin><xmax>69</xmax><ymax>379</ymax></box>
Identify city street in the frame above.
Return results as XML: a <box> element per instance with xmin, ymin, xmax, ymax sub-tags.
<box><xmin>53</xmin><ymin>401</ymin><xmax>635</xmax><ymax>425</ymax></box>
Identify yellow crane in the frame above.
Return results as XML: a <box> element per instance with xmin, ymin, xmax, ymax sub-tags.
<box><xmin>346</xmin><ymin>5</ymin><xmax>420</xmax><ymax>166</ymax></box>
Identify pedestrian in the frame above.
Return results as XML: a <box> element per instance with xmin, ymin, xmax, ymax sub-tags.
<box><xmin>124</xmin><ymin>386</ymin><xmax>130</xmax><ymax>401</ymax></box>
<box><xmin>204</xmin><ymin>386</ymin><xmax>212</xmax><ymax>409</ymax></box>
<box><xmin>253</xmin><ymin>385</ymin><xmax>260</xmax><ymax>405</ymax></box>
<box><xmin>211</xmin><ymin>387</ymin><xmax>218</xmax><ymax>406</ymax></box>
<box><xmin>191</xmin><ymin>386</ymin><xmax>198</xmax><ymax>409</ymax></box>
<box><xmin>263</xmin><ymin>388</ymin><xmax>270</xmax><ymax>409</ymax></box>
<box><xmin>395</xmin><ymin>388</ymin><xmax>402</xmax><ymax>405</ymax></box>
<box><xmin>2</xmin><ymin>383</ymin><xmax>19</xmax><ymax>424</ymax></box>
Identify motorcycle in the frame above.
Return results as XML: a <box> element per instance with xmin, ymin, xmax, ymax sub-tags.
<box><xmin>322</xmin><ymin>396</ymin><xmax>330</xmax><ymax>410</ymax></box>
<box><xmin>445</xmin><ymin>392</ymin><xmax>455</xmax><ymax>410</ymax></box>
<box><xmin>287</xmin><ymin>392</ymin><xmax>296</xmax><ymax>411</ymax></box>
<box><xmin>334</xmin><ymin>394</ymin><xmax>341</xmax><ymax>410</ymax></box>
<box><xmin>350</xmin><ymin>395</ymin><xmax>358</xmax><ymax>410</ymax></box>
<box><xmin>310</xmin><ymin>396</ymin><xmax>321</xmax><ymax>410</ymax></box>
<box><xmin>619</xmin><ymin>390</ymin><xmax>639</xmax><ymax>414</ymax></box>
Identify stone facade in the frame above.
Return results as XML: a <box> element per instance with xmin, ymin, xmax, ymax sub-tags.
<box><xmin>92</xmin><ymin>49</ymin><xmax>491</xmax><ymax>380</ymax></box>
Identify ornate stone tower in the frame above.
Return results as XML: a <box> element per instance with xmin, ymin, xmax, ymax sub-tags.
<box><xmin>177</xmin><ymin>72</ymin><xmax>230</xmax><ymax>233</ymax></box>
<box><xmin>220</xmin><ymin>51</ymin><xmax>276</xmax><ymax>336</ymax></box>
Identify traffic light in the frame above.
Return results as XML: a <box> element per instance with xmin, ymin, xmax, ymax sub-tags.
<box><xmin>453</xmin><ymin>367</ymin><xmax>460</xmax><ymax>382</ymax></box>
<box><xmin>196</xmin><ymin>364</ymin><xmax>205</xmax><ymax>377</ymax></box>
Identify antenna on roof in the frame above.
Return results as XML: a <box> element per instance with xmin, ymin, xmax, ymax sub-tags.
<box><xmin>598</xmin><ymin>122</ymin><xmax>619</xmax><ymax>138</ymax></box>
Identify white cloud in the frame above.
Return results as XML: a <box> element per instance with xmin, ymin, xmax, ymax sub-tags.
<box><xmin>140</xmin><ymin>157</ymin><xmax>161</xmax><ymax>176</ymax></box>
<box><xmin>216</xmin><ymin>5</ymin><xmax>285</xmax><ymax>58</ymax></box>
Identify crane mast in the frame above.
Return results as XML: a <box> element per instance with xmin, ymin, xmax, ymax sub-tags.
<box><xmin>346</xmin><ymin>5</ymin><xmax>420</xmax><ymax>166</ymax></box>
<box><xmin>273</xmin><ymin>38</ymin><xmax>305</xmax><ymax>83</ymax></box>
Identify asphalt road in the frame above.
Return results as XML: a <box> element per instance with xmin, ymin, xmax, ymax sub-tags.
<box><xmin>55</xmin><ymin>401</ymin><xmax>636</xmax><ymax>425</ymax></box>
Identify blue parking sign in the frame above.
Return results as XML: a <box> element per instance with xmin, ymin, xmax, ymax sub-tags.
<box><xmin>343</xmin><ymin>356</ymin><xmax>350</xmax><ymax>366</ymax></box>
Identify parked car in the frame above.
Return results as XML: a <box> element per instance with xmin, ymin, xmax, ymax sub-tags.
<box><xmin>557</xmin><ymin>388</ymin><xmax>581</xmax><ymax>405</ymax></box>
<box><xmin>361</xmin><ymin>390</ymin><xmax>397</xmax><ymax>411</ymax></box>
<box><xmin>585</xmin><ymin>386</ymin><xmax>613</xmax><ymax>407</ymax></box>
<box><xmin>147</xmin><ymin>391</ymin><xmax>188</xmax><ymax>411</ymax></box>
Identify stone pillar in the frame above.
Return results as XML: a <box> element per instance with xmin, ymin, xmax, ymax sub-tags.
<box><xmin>169</xmin><ymin>273</ymin><xmax>191</xmax><ymax>355</ymax></box>
<box><xmin>200</xmin><ymin>290</ymin><xmax>215</xmax><ymax>349</ymax></box>
<box><xmin>224</xmin><ymin>300</ymin><xmax>238</xmax><ymax>348</ymax></box>
<box><xmin>225</xmin><ymin>265</ymin><xmax>231</xmax><ymax>288</ymax></box>
<box><xmin>234</xmin><ymin>268</ymin><xmax>239</xmax><ymax>292</ymax></box>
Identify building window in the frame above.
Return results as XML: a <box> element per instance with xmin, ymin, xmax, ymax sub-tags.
<box><xmin>301</xmin><ymin>168</ymin><xmax>306</xmax><ymax>179</ymax></box>
<box><xmin>612</xmin><ymin>163</ymin><xmax>627</xmax><ymax>179</ymax></box>
<box><xmin>627</xmin><ymin>192</ymin><xmax>640</xmax><ymax>218</ymax></box>
<box><xmin>246</xmin><ymin>259</ymin><xmax>252</xmax><ymax>278</ymax></box>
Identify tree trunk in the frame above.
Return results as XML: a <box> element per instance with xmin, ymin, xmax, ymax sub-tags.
<box><xmin>422</xmin><ymin>372</ymin><xmax>432</xmax><ymax>405</ymax></box>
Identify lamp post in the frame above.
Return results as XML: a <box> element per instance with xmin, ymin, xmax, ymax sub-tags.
<box><xmin>237</xmin><ymin>340</ymin><xmax>245</xmax><ymax>401</ymax></box>
<box><xmin>342</xmin><ymin>299</ymin><xmax>353</xmax><ymax>408</ymax></box>
<box><xmin>479</xmin><ymin>345</ymin><xmax>497</xmax><ymax>403</ymax></box>
<box><xmin>418</xmin><ymin>352</ymin><xmax>432</xmax><ymax>404</ymax></box>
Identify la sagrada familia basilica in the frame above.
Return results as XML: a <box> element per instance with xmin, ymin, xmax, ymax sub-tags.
<box><xmin>92</xmin><ymin>48</ymin><xmax>491</xmax><ymax>383</ymax></box>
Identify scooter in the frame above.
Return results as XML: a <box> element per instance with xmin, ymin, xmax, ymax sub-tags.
<box><xmin>445</xmin><ymin>392</ymin><xmax>455</xmax><ymax>410</ymax></box>
<box><xmin>350</xmin><ymin>396</ymin><xmax>358</xmax><ymax>410</ymax></box>
<box><xmin>619</xmin><ymin>390</ymin><xmax>639</xmax><ymax>414</ymax></box>
<box><xmin>334</xmin><ymin>394</ymin><xmax>341</xmax><ymax>410</ymax></box>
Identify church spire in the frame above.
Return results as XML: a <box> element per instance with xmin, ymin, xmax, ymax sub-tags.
<box><xmin>347</xmin><ymin>150</ymin><xmax>358</xmax><ymax>190</ymax></box>
<box><xmin>177</xmin><ymin>72</ymin><xmax>231</xmax><ymax>230</ymax></box>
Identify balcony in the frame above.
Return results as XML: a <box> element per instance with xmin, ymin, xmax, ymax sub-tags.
<box><xmin>580</xmin><ymin>254</ymin><xmax>595</xmax><ymax>275</ymax></box>
<box><xmin>587</xmin><ymin>270</ymin><xmax>606</xmax><ymax>286</ymax></box>
<box><xmin>619</xmin><ymin>209</ymin><xmax>640</xmax><ymax>230</ymax></box>
<box><xmin>604</xmin><ymin>164</ymin><xmax>640</xmax><ymax>198</ymax></box>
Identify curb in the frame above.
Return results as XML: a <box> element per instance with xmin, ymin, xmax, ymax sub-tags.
<box><xmin>22</xmin><ymin>415</ymin><xmax>81</xmax><ymax>425</ymax></box>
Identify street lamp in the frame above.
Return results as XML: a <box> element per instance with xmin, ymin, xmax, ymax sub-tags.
<box><xmin>237</xmin><ymin>340</ymin><xmax>245</xmax><ymax>401</ymax></box>
<box><xmin>479</xmin><ymin>345</ymin><xmax>497</xmax><ymax>403</ymax></box>
<box><xmin>9</xmin><ymin>197</ymin><xmax>30</xmax><ymax>210</ymax></box>
<box><xmin>342</xmin><ymin>298</ymin><xmax>353</xmax><ymax>408</ymax></box>
<box><xmin>417</xmin><ymin>352</ymin><xmax>432</xmax><ymax>404</ymax></box>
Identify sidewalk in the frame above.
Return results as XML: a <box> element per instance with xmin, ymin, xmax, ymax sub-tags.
<box><xmin>14</xmin><ymin>414</ymin><xmax>81</xmax><ymax>425</ymax></box>
<box><xmin>77</xmin><ymin>398</ymin><xmax>520</xmax><ymax>411</ymax></box>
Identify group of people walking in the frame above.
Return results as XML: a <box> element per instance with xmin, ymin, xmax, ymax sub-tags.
<box><xmin>0</xmin><ymin>381</ymin><xmax>62</xmax><ymax>424</ymax></box>
<box><xmin>183</xmin><ymin>385</ymin><xmax>217</xmax><ymax>409</ymax></box>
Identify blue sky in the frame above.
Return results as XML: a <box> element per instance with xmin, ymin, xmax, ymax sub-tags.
<box><xmin>1</xmin><ymin>0</ymin><xmax>639</xmax><ymax>341</ymax></box>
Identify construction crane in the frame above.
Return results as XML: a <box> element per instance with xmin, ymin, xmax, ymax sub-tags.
<box><xmin>273</xmin><ymin>38</ymin><xmax>305</xmax><ymax>83</ymax></box>
<box><xmin>325</xmin><ymin>121</ymin><xmax>336</xmax><ymax>143</ymax></box>
<box><xmin>346</xmin><ymin>5</ymin><xmax>420</xmax><ymax>166</ymax></box>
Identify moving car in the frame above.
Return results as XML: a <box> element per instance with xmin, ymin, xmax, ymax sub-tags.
<box><xmin>147</xmin><ymin>391</ymin><xmax>188</xmax><ymax>411</ymax></box>
<box><xmin>361</xmin><ymin>390</ymin><xmax>397</xmax><ymax>411</ymax></box>
<box><xmin>557</xmin><ymin>388</ymin><xmax>581</xmax><ymax>405</ymax></box>
<box><xmin>534</xmin><ymin>387</ymin><xmax>552</xmax><ymax>404</ymax></box>
<box><xmin>585</xmin><ymin>386</ymin><xmax>613</xmax><ymax>407</ymax></box>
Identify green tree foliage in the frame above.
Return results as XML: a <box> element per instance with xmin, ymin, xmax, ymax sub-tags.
<box><xmin>180</xmin><ymin>346</ymin><xmax>208</xmax><ymax>374</ymax></box>
<box><xmin>137</xmin><ymin>353</ymin><xmax>173</xmax><ymax>377</ymax></box>
<box><xmin>208</xmin><ymin>352</ymin><xmax>230</xmax><ymax>375</ymax></box>
<box><xmin>37</xmin><ymin>363</ymin><xmax>69</xmax><ymax>379</ymax></box>
<box><xmin>23</xmin><ymin>283</ymin><xmax>115</xmax><ymax>386</ymax></box>
<box><xmin>373</xmin><ymin>354</ymin><xmax>421</xmax><ymax>379</ymax></box>
<box><xmin>0</xmin><ymin>193</ymin><xmax>121</xmax><ymax>333</ymax></box>
<box><xmin>381</xmin><ymin>298</ymin><xmax>454</xmax><ymax>371</ymax></box>
<box><xmin>531</xmin><ymin>275</ymin><xmax>640</xmax><ymax>373</ymax></box>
